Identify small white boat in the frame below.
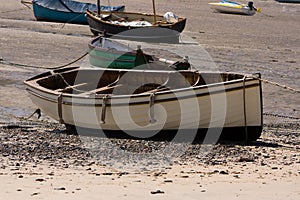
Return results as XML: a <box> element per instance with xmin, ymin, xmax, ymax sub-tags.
<box><xmin>24</xmin><ymin>67</ymin><xmax>263</xmax><ymax>142</ymax></box>
<box><xmin>209</xmin><ymin>1</ymin><xmax>261</xmax><ymax>16</ymax></box>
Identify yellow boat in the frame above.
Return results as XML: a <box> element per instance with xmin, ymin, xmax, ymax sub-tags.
<box><xmin>209</xmin><ymin>1</ymin><xmax>261</xmax><ymax>16</ymax></box>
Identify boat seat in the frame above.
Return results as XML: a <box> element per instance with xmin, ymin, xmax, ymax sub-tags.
<box><xmin>140</xmin><ymin>76</ymin><xmax>170</xmax><ymax>94</ymax></box>
<box><xmin>55</xmin><ymin>83</ymin><xmax>88</xmax><ymax>93</ymax></box>
<box><xmin>79</xmin><ymin>84</ymin><xmax>123</xmax><ymax>96</ymax></box>
<box><xmin>78</xmin><ymin>72</ymin><xmax>122</xmax><ymax>96</ymax></box>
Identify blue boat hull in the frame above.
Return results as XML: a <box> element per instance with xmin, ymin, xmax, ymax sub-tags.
<box><xmin>32</xmin><ymin>1</ymin><xmax>125</xmax><ymax>25</ymax></box>
<box><xmin>33</xmin><ymin>3</ymin><xmax>88</xmax><ymax>24</ymax></box>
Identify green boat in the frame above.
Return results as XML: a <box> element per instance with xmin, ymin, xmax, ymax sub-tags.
<box><xmin>88</xmin><ymin>36</ymin><xmax>191</xmax><ymax>70</ymax></box>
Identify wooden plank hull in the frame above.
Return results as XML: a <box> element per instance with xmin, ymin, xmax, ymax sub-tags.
<box><xmin>86</xmin><ymin>10</ymin><xmax>187</xmax><ymax>43</ymax></box>
<box><xmin>32</xmin><ymin>0</ymin><xmax>125</xmax><ymax>24</ymax></box>
<box><xmin>24</xmin><ymin>67</ymin><xmax>263</xmax><ymax>142</ymax></box>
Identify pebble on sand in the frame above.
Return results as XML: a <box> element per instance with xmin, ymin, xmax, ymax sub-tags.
<box><xmin>151</xmin><ymin>190</ymin><xmax>164</xmax><ymax>194</ymax></box>
<box><xmin>54</xmin><ymin>187</ymin><xmax>66</xmax><ymax>191</ymax></box>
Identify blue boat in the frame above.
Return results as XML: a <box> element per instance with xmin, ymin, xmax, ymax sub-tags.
<box><xmin>32</xmin><ymin>0</ymin><xmax>125</xmax><ymax>24</ymax></box>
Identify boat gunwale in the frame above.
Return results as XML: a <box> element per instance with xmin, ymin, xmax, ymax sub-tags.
<box><xmin>88</xmin><ymin>37</ymin><xmax>139</xmax><ymax>57</ymax></box>
<box><xmin>24</xmin><ymin>68</ymin><xmax>261</xmax><ymax>103</ymax></box>
<box><xmin>86</xmin><ymin>9</ymin><xmax>187</xmax><ymax>28</ymax></box>
<box><xmin>33</xmin><ymin>1</ymin><xmax>85</xmax><ymax>15</ymax></box>
<box><xmin>26</xmin><ymin>81</ymin><xmax>260</xmax><ymax>107</ymax></box>
<box><xmin>89</xmin><ymin>53</ymin><xmax>137</xmax><ymax>64</ymax></box>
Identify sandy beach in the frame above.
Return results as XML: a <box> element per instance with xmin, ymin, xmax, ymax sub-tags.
<box><xmin>0</xmin><ymin>0</ymin><xmax>299</xmax><ymax>199</ymax></box>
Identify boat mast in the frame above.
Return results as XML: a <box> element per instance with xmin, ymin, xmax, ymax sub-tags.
<box><xmin>97</xmin><ymin>0</ymin><xmax>101</xmax><ymax>15</ymax></box>
<box><xmin>152</xmin><ymin>0</ymin><xmax>157</xmax><ymax>24</ymax></box>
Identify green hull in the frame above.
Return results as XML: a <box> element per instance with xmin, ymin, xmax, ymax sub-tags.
<box><xmin>88</xmin><ymin>36</ymin><xmax>153</xmax><ymax>69</ymax></box>
<box><xmin>89</xmin><ymin>50</ymin><xmax>138</xmax><ymax>69</ymax></box>
<box><xmin>88</xmin><ymin>36</ymin><xmax>190</xmax><ymax>70</ymax></box>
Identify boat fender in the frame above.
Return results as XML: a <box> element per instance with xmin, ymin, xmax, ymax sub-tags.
<box><xmin>149</xmin><ymin>93</ymin><xmax>157</xmax><ymax>124</ymax></box>
<box><xmin>101</xmin><ymin>94</ymin><xmax>110</xmax><ymax>124</ymax></box>
<box><xmin>57</xmin><ymin>93</ymin><xmax>65</xmax><ymax>124</ymax></box>
<box><xmin>164</xmin><ymin>12</ymin><xmax>178</xmax><ymax>23</ymax></box>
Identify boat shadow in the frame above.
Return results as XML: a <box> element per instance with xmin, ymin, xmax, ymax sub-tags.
<box><xmin>248</xmin><ymin>140</ymin><xmax>280</xmax><ymax>148</ymax></box>
<box><xmin>49</xmin><ymin>125</ymin><xmax>264</xmax><ymax>145</ymax></box>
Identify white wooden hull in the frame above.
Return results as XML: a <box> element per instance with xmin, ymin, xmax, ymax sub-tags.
<box><xmin>25</xmin><ymin>67</ymin><xmax>263</xmax><ymax>141</ymax></box>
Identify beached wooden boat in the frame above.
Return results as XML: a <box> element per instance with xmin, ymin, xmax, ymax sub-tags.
<box><xmin>86</xmin><ymin>0</ymin><xmax>186</xmax><ymax>43</ymax></box>
<box><xmin>30</xmin><ymin>0</ymin><xmax>125</xmax><ymax>24</ymax></box>
<box><xmin>24</xmin><ymin>67</ymin><xmax>263</xmax><ymax>142</ymax></box>
<box><xmin>88</xmin><ymin>36</ymin><xmax>190</xmax><ymax>70</ymax></box>
<box><xmin>209</xmin><ymin>1</ymin><xmax>261</xmax><ymax>16</ymax></box>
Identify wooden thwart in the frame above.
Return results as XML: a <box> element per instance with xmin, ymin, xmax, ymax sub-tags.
<box><xmin>79</xmin><ymin>84</ymin><xmax>123</xmax><ymax>96</ymax></box>
<box><xmin>55</xmin><ymin>83</ymin><xmax>88</xmax><ymax>92</ymax></box>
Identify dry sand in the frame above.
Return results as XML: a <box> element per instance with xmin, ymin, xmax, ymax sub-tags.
<box><xmin>0</xmin><ymin>0</ymin><xmax>299</xmax><ymax>199</ymax></box>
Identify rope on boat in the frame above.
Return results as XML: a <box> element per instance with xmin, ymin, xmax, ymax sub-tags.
<box><xmin>244</xmin><ymin>75</ymin><xmax>299</xmax><ymax>121</ymax></box>
<box><xmin>101</xmin><ymin>94</ymin><xmax>110</xmax><ymax>124</ymax></box>
<box><xmin>149</xmin><ymin>93</ymin><xmax>157</xmax><ymax>124</ymax></box>
<box><xmin>57</xmin><ymin>93</ymin><xmax>65</xmax><ymax>124</ymax></box>
<box><xmin>1</xmin><ymin>7</ymin><xmax>29</xmax><ymax>14</ymax></box>
<box><xmin>54</xmin><ymin>73</ymin><xmax>87</xmax><ymax>93</ymax></box>
<box><xmin>50</xmin><ymin>51</ymin><xmax>89</xmax><ymax>69</ymax></box>
<box><xmin>0</xmin><ymin>52</ymin><xmax>88</xmax><ymax>70</ymax></box>
<box><xmin>27</xmin><ymin>108</ymin><xmax>41</xmax><ymax>120</ymax></box>
<box><xmin>242</xmin><ymin>76</ymin><xmax>249</xmax><ymax>143</ymax></box>
<box><xmin>247</xmin><ymin>76</ymin><xmax>300</xmax><ymax>94</ymax></box>
<box><xmin>1</xmin><ymin>1</ymin><xmax>30</xmax><ymax>14</ymax></box>
<box><xmin>20</xmin><ymin>0</ymin><xmax>32</xmax><ymax>9</ymax></box>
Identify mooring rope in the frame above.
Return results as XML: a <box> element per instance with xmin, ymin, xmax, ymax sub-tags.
<box><xmin>27</xmin><ymin>108</ymin><xmax>41</xmax><ymax>120</ymax></box>
<box><xmin>246</xmin><ymin>75</ymin><xmax>299</xmax><ymax>121</ymax></box>
<box><xmin>0</xmin><ymin>1</ymin><xmax>33</xmax><ymax>14</ymax></box>
<box><xmin>0</xmin><ymin>7</ymin><xmax>28</xmax><ymax>14</ymax></box>
<box><xmin>1</xmin><ymin>0</ymin><xmax>30</xmax><ymax>14</ymax></box>
<box><xmin>263</xmin><ymin>112</ymin><xmax>299</xmax><ymax>120</ymax></box>
<box><xmin>0</xmin><ymin>51</ymin><xmax>88</xmax><ymax>70</ymax></box>
<box><xmin>247</xmin><ymin>76</ymin><xmax>300</xmax><ymax>94</ymax></box>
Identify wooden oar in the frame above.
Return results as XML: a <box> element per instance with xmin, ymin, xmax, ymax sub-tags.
<box><xmin>20</xmin><ymin>0</ymin><xmax>32</xmax><ymax>9</ymax></box>
<box><xmin>20</xmin><ymin>0</ymin><xmax>32</xmax><ymax>5</ymax></box>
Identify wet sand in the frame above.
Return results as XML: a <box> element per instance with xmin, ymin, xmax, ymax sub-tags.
<box><xmin>0</xmin><ymin>0</ymin><xmax>299</xmax><ymax>199</ymax></box>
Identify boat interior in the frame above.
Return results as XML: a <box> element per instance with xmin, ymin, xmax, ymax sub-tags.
<box><xmin>91</xmin><ymin>10</ymin><xmax>183</xmax><ymax>25</ymax></box>
<box><xmin>93</xmin><ymin>37</ymin><xmax>132</xmax><ymax>52</ymax></box>
<box><xmin>33</xmin><ymin>68</ymin><xmax>246</xmax><ymax>96</ymax></box>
